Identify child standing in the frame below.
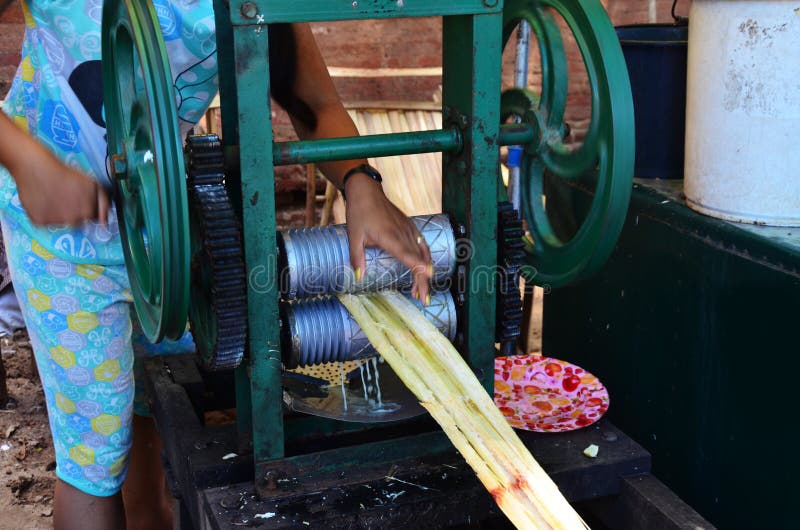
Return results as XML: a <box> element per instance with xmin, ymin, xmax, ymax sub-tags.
<box><xmin>0</xmin><ymin>1</ymin><xmax>432</xmax><ymax>528</ymax></box>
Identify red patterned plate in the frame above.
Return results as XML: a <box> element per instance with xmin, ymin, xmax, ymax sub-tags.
<box><xmin>494</xmin><ymin>354</ymin><xmax>610</xmax><ymax>433</ymax></box>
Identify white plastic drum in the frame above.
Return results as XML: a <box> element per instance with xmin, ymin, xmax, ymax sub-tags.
<box><xmin>684</xmin><ymin>0</ymin><xmax>800</xmax><ymax>226</ymax></box>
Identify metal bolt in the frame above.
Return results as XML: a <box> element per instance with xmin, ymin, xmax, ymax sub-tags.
<box><xmin>352</xmin><ymin>1</ymin><xmax>358</xmax><ymax>7</ymax></box>
<box><xmin>483</xmin><ymin>0</ymin><xmax>499</xmax><ymax>7</ymax></box>
<box><xmin>396</xmin><ymin>0</ymin><xmax>405</xmax><ymax>6</ymax></box>
<box><xmin>240</xmin><ymin>2</ymin><xmax>258</xmax><ymax>19</ymax></box>
<box><xmin>110</xmin><ymin>154</ymin><xmax>127</xmax><ymax>179</ymax></box>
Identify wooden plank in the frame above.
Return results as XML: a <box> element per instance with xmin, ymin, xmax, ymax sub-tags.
<box><xmin>304</xmin><ymin>164</ymin><xmax>317</xmax><ymax>227</ymax></box>
<box><xmin>581</xmin><ymin>474</ymin><xmax>716</xmax><ymax>530</ymax></box>
<box><xmin>328</xmin><ymin>66</ymin><xmax>442</xmax><ymax>78</ymax></box>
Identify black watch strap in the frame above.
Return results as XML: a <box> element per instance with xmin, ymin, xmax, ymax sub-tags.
<box><xmin>340</xmin><ymin>164</ymin><xmax>382</xmax><ymax>199</ymax></box>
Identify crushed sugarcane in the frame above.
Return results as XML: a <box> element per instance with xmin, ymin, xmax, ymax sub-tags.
<box><xmin>338</xmin><ymin>290</ymin><xmax>589</xmax><ymax>530</ymax></box>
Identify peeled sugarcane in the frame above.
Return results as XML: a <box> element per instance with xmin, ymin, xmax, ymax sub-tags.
<box><xmin>338</xmin><ymin>290</ymin><xmax>589</xmax><ymax>530</ymax></box>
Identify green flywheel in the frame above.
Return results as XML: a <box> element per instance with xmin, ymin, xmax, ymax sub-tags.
<box><xmin>502</xmin><ymin>0</ymin><xmax>635</xmax><ymax>287</ymax></box>
<box><xmin>102</xmin><ymin>0</ymin><xmax>191</xmax><ymax>342</ymax></box>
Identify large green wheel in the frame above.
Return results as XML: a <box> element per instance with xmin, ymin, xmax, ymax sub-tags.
<box><xmin>102</xmin><ymin>0</ymin><xmax>190</xmax><ymax>341</ymax></box>
<box><xmin>502</xmin><ymin>0</ymin><xmax>635</xmax><ymax>287</ymax></box>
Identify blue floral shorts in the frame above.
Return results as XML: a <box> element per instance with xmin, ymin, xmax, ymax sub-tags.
<box><xmin>0</xmin><ymin>213</ymin><xmax>194</xmax><ymax>497</ymax></box>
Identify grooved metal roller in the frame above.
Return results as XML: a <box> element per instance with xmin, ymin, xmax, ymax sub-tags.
<box><xmin>278</xmin><ymin>213</ymin><xmax>460</xmax><ymax>369</ymax></box>
<box><xmin>278</xmin><ymin>214</ymin><xmax>456</xmax><ymax>299</ymax></box>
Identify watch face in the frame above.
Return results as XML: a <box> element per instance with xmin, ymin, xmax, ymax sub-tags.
<box><xmin>357</xmin><ymin>164</ymin><xmax>382</xmax><ymax>182</ymax></box>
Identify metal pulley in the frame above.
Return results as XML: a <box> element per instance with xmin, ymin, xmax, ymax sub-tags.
<box><xmin>102</xmin><ymin>0</ymin><xmax>191</xmax><ymax>342</ymax></box>
<box><xmin>502</xmin><ymin>0</ymin><xmax>635</xmax><ymax>287</ymax></box>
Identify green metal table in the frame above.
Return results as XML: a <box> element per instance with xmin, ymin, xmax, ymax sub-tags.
<box><xmin>544</xmin><ymin>178</ymin><xmax>800</xmax><ymax>529</ymax></box>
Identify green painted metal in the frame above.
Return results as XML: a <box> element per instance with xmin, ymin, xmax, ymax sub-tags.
<box><xmin>544</xmin><ymin>179</ymin><xmax>800</xmax><ymax>529</ymax></box>
<box><xmin>502</xmin><ymin>0</ymin><xmax>635</xmax><ymax>288</ymax></box>
<box><xmin>498</xmin><ymin>123</ymin><xmax>538</xmax><ymax>147</ymax></box>
<box><xmin>273</xmin><ymin>128</ymin><xmax>461</xmax><ymax>166</ymax></box>
<box><xmin>231</xmin><ymin>0</ymin><xmax>503</xmax><ymax>25</ymax></box>
<box><xmin>101</xmin><ymin>0</ymin><xmax>190</xmax><ymax>342</ymax></box>
<box><xmin>442</xmin><ymin>13</ymin><xmax>503</xmax><ymax>395</ymax></box>
<box><xmin>213</xmin><ymin>0</ymin><xmax>244</xmax><ymax>219</ymax></box>
<box><xmin>270</xmin><ymin>123</ymin><xmax>536</xmax><ymax>166</ymax></box>
<box><xmin>232</xmin><ymin>26</ymin><xmax>286</xmax><ymax>462</ymax></box>
<box><xmin>212</xmin><ymin>0</ymin><xmax>254</xmax><ymax>447</ymax></box>
<box><xmin>103</xmin><ymin>0</ymin><xmax>635</xmax><ymax>471</ymax></box>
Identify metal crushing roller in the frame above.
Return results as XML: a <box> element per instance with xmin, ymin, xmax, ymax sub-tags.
<box><xmin>278</xmin><ymin>214</ymin><xmax>457</xmax><ymax>299</ymax></box>
<box><xmin>281</xmin><ymin>290</ymin><xmax>457</xmax><ymax>368</ymax></box>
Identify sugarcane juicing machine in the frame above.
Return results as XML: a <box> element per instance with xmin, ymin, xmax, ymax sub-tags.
<box><xmin>98</xmin><ymin>0</ymin><xmax>659</xmax><ymax>526</ymax></box>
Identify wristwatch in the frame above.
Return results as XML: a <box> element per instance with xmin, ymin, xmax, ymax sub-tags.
<box><xmin>340</xmin><ymin>164</ymin><xmax>382</xmax><ymax>200</ymax></box>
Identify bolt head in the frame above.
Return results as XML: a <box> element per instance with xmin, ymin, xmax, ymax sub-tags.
<box><xmin>241</xmin><ymin>2</ymin><xmax>258</xmax><ymax>19</ymax></box>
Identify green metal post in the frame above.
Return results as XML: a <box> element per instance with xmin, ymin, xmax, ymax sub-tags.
<box><xmin>213</xmin><ymin>1</ymin><xmax>253</xmax><ymax>450</ymax></box>
<box><xmin>442</xmin><ymin>13</ymin><xmax>503</xmax><ymax>394</ymax></box>
<box><xmin>213</xmin><ymin>0</ymin><xmax>243</xmax><ymax>216</ymax></box>
<box><xmin>233</xmin><ymin>25</ymin><xmax>284</xmax><ymax>462</ymax></box>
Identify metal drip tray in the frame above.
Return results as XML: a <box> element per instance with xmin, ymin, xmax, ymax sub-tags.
<box><xmin>283</xmin><ymin>358</ymin><xmax>426</xmax><ymax>423</ymax></box>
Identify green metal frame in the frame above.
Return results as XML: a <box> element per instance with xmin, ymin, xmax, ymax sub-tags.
<box><xmin>231</xmin><ymin>0</ymin><xmax>502</xmax><ymax>24</ymax></box>
<box><xmin>102</xmin><ymin>0</ymin><xmax>634</xmax><ymax>475</ymax></box>
<box><xmin>219</xmin><ymin>2</ymin><xmax>505</xmax><ymax>464</ymax></box>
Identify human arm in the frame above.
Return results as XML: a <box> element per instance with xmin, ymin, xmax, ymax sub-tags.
<box><xmin>285</xmin><ymin>23</ymin><xmax>433</xmax><ymax>302</ymax></box>
<box><xmin>0</xmin><ymin>113</ymin><xmax>110</xmax><ymax>225</ymax></box>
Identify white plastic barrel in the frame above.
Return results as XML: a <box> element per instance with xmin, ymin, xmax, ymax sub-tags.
<box><xmin>684</xmin><ymin>0</ymin><xmax>800</xmax><ymax>226</ymax></box>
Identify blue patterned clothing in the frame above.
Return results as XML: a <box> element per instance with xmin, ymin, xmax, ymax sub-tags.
<box><xmin>0</xmin><ymin>0</ymin><xmax>218</xmax><ymax>496</ymax></box>
<box><xmin>1</xmin><ymin>0</ymin><xmax>218</xmax><ymax>264</ymax></box>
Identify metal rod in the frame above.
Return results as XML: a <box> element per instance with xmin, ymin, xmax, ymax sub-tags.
<box><xmin>514</xmin><ymin>21</ymin><xmax>531</xmax><ymax>88</ymax></box>
<box><xmin>499</xmin><ymin>124</ymin><xmax>536</xmax><ymax>147</ymax></box>
<box><xmin>273</xmin><ymin>128</ymin><xmax>462</xmax><ymax>166</ymax></box>
<box><xmin>227</xmin><ymin>124</ymin><xmax>536</xmax><ymax>170</ymax></box>
<box><xmin>509</xmin><ymin>20</ymin><xmax>532</xmax><ymax>212</ymax></box>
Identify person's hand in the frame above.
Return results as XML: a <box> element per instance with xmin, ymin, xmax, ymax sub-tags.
<box><xmin>14</xmin><ymin>146</ymin><xmax>110</xmax><ymax>227</ymax></box>
<box><xmin>344</xmin><ymin>173</ymin><xmax>433</xmax><ymax>303</ymax></box>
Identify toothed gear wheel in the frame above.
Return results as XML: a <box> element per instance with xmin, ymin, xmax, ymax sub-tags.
<box><xmin>186</xmin><ymin>135</ymin><xmax>248</xmax><ymax>370</ymax></box>
<box><xmin>496</xmin><ymin>202</ymin><xmax>524</xmax><ymax>346</ymax></box>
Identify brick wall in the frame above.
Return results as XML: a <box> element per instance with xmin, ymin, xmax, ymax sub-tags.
<box><xmin>0</xmin><ymin>1</ymin><xmax>683</xmax><ymax>106</ymax></box>
<box><xmin>0</xmin><ymin>1</ymin><xmax>681</xmax><ymax>226</ymax></box>
<box><xmin>0</xmin><ymin>3</ymin><xmax>24</xmax><ymax>97</ymax></box>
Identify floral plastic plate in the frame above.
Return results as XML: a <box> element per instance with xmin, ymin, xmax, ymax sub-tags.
<box><xmin>494</xmin><ymin>354</ymin><xmax>610</xmax><ymax>433</ymax></box>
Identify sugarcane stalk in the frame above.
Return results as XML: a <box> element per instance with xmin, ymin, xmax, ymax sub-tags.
<box><xmin>374</xmin><ymin>292</ymin><xmax>581</xmax><ymax>528</ymax></box>
<box><xmin>349</xmin><ymin>294</ymin><xmax>544</xmax><ymax>528</ymax></box>
<box><xmin>364</xmin><ymin>295</ymin><xmax>564</xmax><ymax>526</ymax></box>
<box><xmin>338</xmin><ymin>291</ymin><xmax>588</xmax><ymax>529</ymax></box>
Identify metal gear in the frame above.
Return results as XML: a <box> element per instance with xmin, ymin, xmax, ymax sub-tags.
<box><xmin>496</xmin><ymin>201</ymin><xmax>525</xmax><ymax>354</ymax></box>
<box><xmin>186</xmin><ymin>135</ymin><xmax>248</xmax><ymax>370</ymax></box>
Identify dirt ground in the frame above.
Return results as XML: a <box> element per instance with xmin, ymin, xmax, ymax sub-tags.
<box><xmin>0</xmin><ymin>330</ymin><xmax>55</xmax><ymax>529</ymax></box>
